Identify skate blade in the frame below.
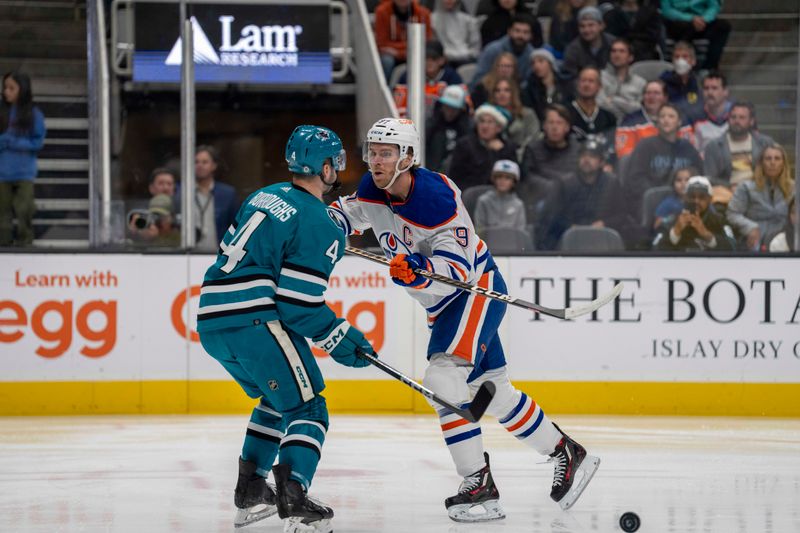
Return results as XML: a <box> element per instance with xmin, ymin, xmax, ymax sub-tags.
<box><xmin>283</xmin><ymin>516</ymin><xmax>333</xmax><ymax>533</ymax></box>
<box><xmin>448</xmin><ymin>500</ymin><xmax>506</xmax><ymax>523</ymax></box>
<box><xmin>234</xmin><ymin>503</ymin><xmax>278</xmax><ymax>528</ymax></box>
<box><xmin>558</xmin><ymin>455</ymin><xmax>600</xmax><ymax>511</ymax></box>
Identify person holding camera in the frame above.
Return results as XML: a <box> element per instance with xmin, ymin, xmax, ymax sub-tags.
<box><xmin>652</xmin><ymin>175</ymin><xmax>735</xmax><ymax>251</ymax></box>
<box><xmin>127</xmin><ymin>194</ymin><xmax>179</xmax><ymax>247</ymax></box>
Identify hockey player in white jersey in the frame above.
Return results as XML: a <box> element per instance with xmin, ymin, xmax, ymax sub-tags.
<box><xmin>329</xmin><ymin>118</ymin><xmax>600</xmax><ymax>522</ymax></box>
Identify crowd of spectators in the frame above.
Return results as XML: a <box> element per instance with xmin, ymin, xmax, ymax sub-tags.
<box><xmin>375</xmin><ymin>0</ymin><xmax>797</xmax><ymax>253</ymax></box>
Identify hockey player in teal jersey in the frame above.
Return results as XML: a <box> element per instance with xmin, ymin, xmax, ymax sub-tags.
<box><xmin>197</xmin><ymin>125</ymin><xmax>375</xmax><ymax>533</ymax></box>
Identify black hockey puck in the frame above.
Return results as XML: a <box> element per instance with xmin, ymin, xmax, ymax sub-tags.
<box><xmin>620</xmin><ymin>512</ymin><xmax>640</xmax><ymax>532</ymax></box>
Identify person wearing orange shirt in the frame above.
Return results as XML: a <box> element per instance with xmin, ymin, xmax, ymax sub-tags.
<box><xmin>375</xmin><ymin>0</ymin><xmax>433</xmax><ymax>82</ymax></box>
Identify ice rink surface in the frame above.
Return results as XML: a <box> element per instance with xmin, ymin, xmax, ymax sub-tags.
<box><xmin>1</xmin><ymin>414</ymin><xmax>799</xmax><ymax>533</ymax></box>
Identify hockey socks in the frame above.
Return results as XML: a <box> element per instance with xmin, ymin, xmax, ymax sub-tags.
<box><xmin>438</xmin><ymin>408</ymin><xmax>486</xmax><ymax>477</ymax></box>
<box><xmin>242</xmin><ymin>400</ymin><xmax>284</xmax><ymax>477</ymax></box>
<box><xmin>499</xmin><ymin>392</ymin><xmax>562</xmax><ymax>455</ymax></box>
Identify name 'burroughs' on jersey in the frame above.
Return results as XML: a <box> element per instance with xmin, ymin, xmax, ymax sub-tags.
<box><xmin>329</xmin><ymin>117</ymin><xmax>601</xmax><ymax>522</ymax></box>
<box><xmin>196</xmin><ymin>124</ymin><xmax>376</xmax><ymax>533</ymax></box>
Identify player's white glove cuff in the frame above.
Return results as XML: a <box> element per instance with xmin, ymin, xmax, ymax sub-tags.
<box><xmin>314</xmin><ymin>320</ymin><xmax>352</xmax><ymax>352</ymax></box>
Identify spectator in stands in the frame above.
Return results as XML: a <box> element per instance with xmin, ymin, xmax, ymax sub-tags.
<box><xmin>393</xmin><ymin>40</ymin><xmax>463</xmax><ymax>117</ymax></box>
<box><xmin>597</xmin><ymin>38</ymin><xmax>646</xmax><ymax>121</ymax></box>
<box><xmin>426</xmin><ymin>84</ymin><xmax>472</xmax><ymax>173</ymax></box>
<box><xmin>659</xmin><ymin>40</ymin><xmax>703</xmax><ymax>122</ymax></box>
<box><xmin>768</xmin><ymin>197</ymin><xmax>796</xmax><ymax>253</ymax></box>
<box><xmin>602</xmin><ymin>0</ymin><xmax>662</xmax><ymax>61</ymax></box>
<box><xmin>522</xmin><ymin>103</ymin><xmax>580</xmax><ymax>185</ymax></box>
<box><xmin>704</xmin><ymin>102</ymin><xmax>773</xmax><ymax>189</ymax></box>
<box><xmin>471</xmin><ymin>51</ymin><xmax>517</xmax><ymax>108</ymax></box>
<box><xmin>549</xmin><ymin>0</ymin><xmax>588</xmax><ymax>55</ymax></box>
<box><xmin>147</xmin><ymin>167</ymin><xmax>177</xmax><ymax>198</ymax></box>
<box><xmin>473</xmin><ymin>13</ymin><xmax>539</xmax><ymax>90</ymax></box>
<box><xmin>0</xmin><ymin>71</ymin><xmax>45</xmax><ymax>247</ymax></box>
<box><xmin>431</xmin><ymin>0</ymin><xmax>481</xmax><ymax>67</ymax></box>
<box><xmin>727</xmin><ymin>144</ymin><xmax>794</xmax><ymax>252</ymax></box>
<box><xmin>568</xmin><ymin>66</ymin><xmax>617</xmax><ymax>147</ymax></box>
<box><xmin>616</xmin><ymin>80</ymin><xmax>694</xmax><ymax>158</ymax></box>
<box><xmin>375</xmin><ymin>0</ymin><xmax>434</xmax><ymax>82</ymax></box>
<box><xmin>661</xmin><ymin>0</ymin><xmax>730</xmax><ymax>70</ymax></box>
<box><xmin>474</xmin><ymin>159</ymin><xmax>527</xmax><ymax>235</ymax></box>
<box><xmin>488</xmin><ymin>77</ymin><xmax>540</xmax><ymax>159</ymax></box>
<box><xmin>625</xmin><ymin>103</ymin><xmax>703</xmax><ymax>219</ymax></box>
<box><xmin>188</xmin><ymin>145</ymin><xmax>239</xmax><ymax>253</ymax></box>
<box><xmin>522</xmin><ymin>48</ymin><xmax>572</xmax><ymax>122</ymax></box>
<box><xmin>561</xmin><ymin>6</ymin><xmax>615</xmax><ymax>81</ymax></box>
<box><xmin>540</xmin><ymin>140</ymin><xmax>619</xmax><ymax>249</ymax></box>
<box><xmin>127</xmin><ymin>194</ymin><xmax>180</xmax><ymax>248</ymax></box>
<box><xmin>652</xmin><ymin>175</ymin><xmax>735</xmax><ymax>251</ymax></box>
<box><xmin>480</xmin><ymin>0</ymin><xmax>543</xmax><ymax>48</ymax></box>
<box><xmin>693</xmin><ymin>71</ymin><xmax>733</xmax><ymax>152</ymax></box>
<box><xmin>448</xmin><ymin>103</ymin><xmax>517</xmax><ymax>190</ymax></box>
<box><xmin>653</xmin><ymin>166</ymin><xmax>698</xmax><ymax>231</ymax></box>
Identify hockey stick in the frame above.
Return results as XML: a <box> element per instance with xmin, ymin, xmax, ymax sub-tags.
<box><xmin>356</xmin><ymin>349</ymin><xmax>496</xmax><ymax>423</ymax></box>
<box><xmin>345</xmin><ymin>246</ymin><xmax>623</xmax><ymax>320</ymax></box>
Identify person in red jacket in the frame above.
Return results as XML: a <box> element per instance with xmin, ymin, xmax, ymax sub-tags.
<box><xmin>374</xmin><ymin>0</ymin><xmax>433</xmax><ymax>82</ymax></box>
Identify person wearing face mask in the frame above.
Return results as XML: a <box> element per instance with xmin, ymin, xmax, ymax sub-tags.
<box><xmin>661</xmin><ymin>0</ymin><xmax>731</xmax><ymax>71</ymax></box>
<box><xmin>659</xmin><ymin>41</ymin><xmax>704</xmax><ymax>122</ymax></box>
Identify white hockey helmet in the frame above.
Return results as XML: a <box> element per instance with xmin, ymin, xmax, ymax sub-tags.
<box><xmin>362</xmin><ymin>118</ymin><xmax>421</xmax><ymax>189</ymax></box>
<box><xmin>362</xmin><ymin>118</ymin><xmax>421</xmax><ymax>165</ymax></box>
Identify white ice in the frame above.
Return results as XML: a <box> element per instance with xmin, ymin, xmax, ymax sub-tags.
<box><xmin>1</xmin><ymin>414</ymin><xmax>799</xmax><ymax>533</ymax></box>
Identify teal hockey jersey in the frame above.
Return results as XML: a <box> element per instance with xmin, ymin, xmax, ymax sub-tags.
<box><xmin>197</xmin><ymin>182</ymin><xmax>345</xmax><ymax>340</ymax></box>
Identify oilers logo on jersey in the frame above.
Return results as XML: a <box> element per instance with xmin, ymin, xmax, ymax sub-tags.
<box><xmin>379</xmin><ymin>231</ymin><xmax>413</xmax><ymax>257</ymax></box>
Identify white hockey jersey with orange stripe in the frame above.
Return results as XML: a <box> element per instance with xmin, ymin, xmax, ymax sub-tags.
<box><xmin>329</xmin><ymin>167</ymin><xmax>493</xmax><ymax>320</ymax></box>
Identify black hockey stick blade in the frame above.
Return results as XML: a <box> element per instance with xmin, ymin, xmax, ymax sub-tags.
<box><xmin>357</xmin><ymin>349</ymin><xmax>495</xmax><ymax>423</ymax></box>
<box><xmin>346</xmin><ymin>246</ymin><xmax>624</xmax><ymax>320</ymax></box>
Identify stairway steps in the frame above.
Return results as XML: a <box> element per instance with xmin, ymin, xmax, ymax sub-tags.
<box><xmin>3</xmin><ymin>40</ymin><xmax>86</xmax><ymax>60</ymax></box>
<box><xmin>32</xmin><ymin>239</ymin><xmax>90</xmax><ymax>249</ymax></box>
<box><xmin>0</xmin><ymin>57</ymin><xmax>87</xmax><ymax>79</ymax></box>
<box><xmin>34</xmin><ymin>198</ymin><xmax>90</xmax><ymax>211</ymax></box>
<box><xmin>0</xmin><ymin>20</ymin><xmax>85</xmax><ymax>41</ymax></box>
<box><xmin>36</xmin><ymin>177</ymin><xmax>89</xmax><ymax>186</ymax></box>
<box><xmin>34</xmin><ymin>183</ymin><xmax>89</xmax><ymax>199</ymax></box>
<box><xmin>35</xmin><ymin>77</ymin><xmax>87</xmax><ymax>96</ymax></box>
<box><xmin>728</xmin><ymin>31</ymin><xmax>800</xmax><ymax>48</ymax></box>
<box><xmin>45</xmin><ymin>117</ymin><xmax>89</xmax><ymax>130</ymax></box>
<box><xmin>40</xmin><ymin>143</ymin><xmax>89</xmax><ymax>160</ymax></box>
<box><xmin>0</xmin><ymin>3</ymin><xmax>84</xmax><ymax>22</ymax></box>
<box><xmin>37</xmin><ymin>100</ymin><xmax>88</xmax><ymax>118</ymax></box>
<box><xmin>38</xmin><ymin>159</ymin><xmax>89</xmax><ymax>172</ymax></box>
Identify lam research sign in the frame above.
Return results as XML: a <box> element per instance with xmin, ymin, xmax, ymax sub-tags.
<box><xmin>133</xmin><ymin>3</ymin><xmax>331</xmax><ymax>84</ymax></box>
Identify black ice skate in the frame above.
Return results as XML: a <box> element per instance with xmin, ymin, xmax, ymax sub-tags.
<box><xmin>234</xmin><ymin>457</ymin><xmax>278</xmax><ymax>528</ymax></box>
<box><xmin>445</xmin><ymin>452</ymin><xmax>506</xmax><ymax>522</ymax></box>
<box><xmin>548</xmin><ymin>424</ymin><xmax>600</xmax><ymax>510</ymax></box>
<box><xmin>272</xmin><ymin>463</ymin><xmax>333</xmax><ymax>533</ymax></box>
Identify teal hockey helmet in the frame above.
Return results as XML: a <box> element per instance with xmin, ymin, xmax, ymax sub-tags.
<box><xmin>285</xmin><ymin>125</ymin><xmax>346</xmax><ymax>175</ymax></box>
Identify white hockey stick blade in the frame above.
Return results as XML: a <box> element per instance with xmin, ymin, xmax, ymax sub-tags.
<box><xmin>558</xmin><ymin>455</ymin><xmax>600</xmax><ymax>511</ymax></box>
<box><xmin>563</xmin><ymin>283</ymin><xmax>624</xmax><ymax>320</ymax></box>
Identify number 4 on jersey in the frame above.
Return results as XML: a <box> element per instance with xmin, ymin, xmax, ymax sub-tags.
<box><xmin>221</xmin><ymin>211</ymin><xmax>267</xmax><ymax>273</ymax></box>
<box><xmin>325</xmin><ymin>240</ymin><xmax>339</xmax><ymax>264</ymax></box>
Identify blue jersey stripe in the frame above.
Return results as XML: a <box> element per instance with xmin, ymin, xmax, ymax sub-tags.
<box><xmin>444</xmin><ymin>428</ymin><xmax>482</xmax><ymax>445</ymax></box>
<box><xmin>518</xmin><ymin>409</ymin><xmax>544</xmax><ymax>438</ymax></box>
<box><xmin>434</xmin><ymin>249</ymin><xmax>471</xmax><ymax>271</ymax></box>
<box><xmin>499</xmin><ymin>393</ymin><xmax>528</xmax><ymax>424</ymax></box>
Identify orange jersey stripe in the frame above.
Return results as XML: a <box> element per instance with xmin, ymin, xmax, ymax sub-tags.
<box><xmin>507</xmin><ymin>400</ymin><xmax>538</xmax><ymax>432</ymax></box>
<box><xmin>452</xmin><ymin>272</ymin><xmax>490</xmax><ymax>361</ymax></box>
<box><xmin>441</xmin><ymin>418</ymin><xmax>470</xmax><ymax>431</ymax></box>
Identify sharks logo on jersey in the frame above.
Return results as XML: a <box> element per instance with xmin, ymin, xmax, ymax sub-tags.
<box><xmin>379</xmin><ymin>231</ymin><xmax>412</xmax><ymax>257</ymax></box>
<box><xmin>326</xmin><ymin>207</ymin><xmax>347</xmax><ymax>234</ymax></box>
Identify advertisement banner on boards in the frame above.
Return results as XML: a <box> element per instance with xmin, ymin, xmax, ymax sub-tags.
<box><xmin>132</xmin><ymin>3</ymin><xmax>332</xmax><ymax>84</ymax></box>
<box><xmin>0</xmin><ymin>255</ymin><xmax>411</xmax><ymax>382</ymax></box>
<box><xmin>502</xmin><ymin>257</ymin><xmax>800</xmax><ymax>382</ymax></box>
